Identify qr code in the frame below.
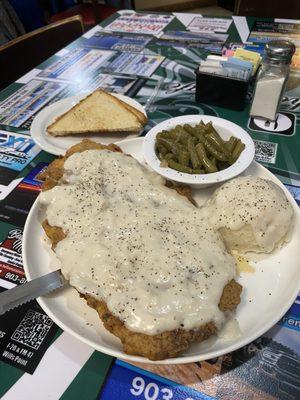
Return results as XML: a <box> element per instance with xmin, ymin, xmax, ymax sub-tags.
<box><xmin>254</xmin><ymin>139</ymin><xmax>278</xmax><ymax>164</ymax></box>
<box><xmin>11</xmin><ymin>310</ymin><xmax>53</xmax><ymax>350</ymax></box>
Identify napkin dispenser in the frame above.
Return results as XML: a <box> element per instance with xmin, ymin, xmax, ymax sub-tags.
<box><xmin>195</xmin><ymin>68</ymin><xmax>251</xmax><ymax>111</ymax></box>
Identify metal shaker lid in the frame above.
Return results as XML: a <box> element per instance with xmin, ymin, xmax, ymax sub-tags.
<box><xmin>265</xmin><ymin>40</ymin><xmax>296</xmax><ymax>63</ymax></box>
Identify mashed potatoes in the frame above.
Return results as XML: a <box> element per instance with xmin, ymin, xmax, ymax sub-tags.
<box><xmin>206</xmin><ymin>176</ymin><xmax>294</xmax><ymax>253</ymax></box>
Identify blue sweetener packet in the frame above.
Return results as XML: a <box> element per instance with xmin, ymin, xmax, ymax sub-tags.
<box><xmin>221</xmin><ymin>57</ymin><xmax>253</xmax><ymax>71</ymax></box>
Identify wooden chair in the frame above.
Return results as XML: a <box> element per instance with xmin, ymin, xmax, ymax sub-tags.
<box><xmin>48</xmin><ymin>1</ymin><xmax>123</xmax><ymax>29</ymax></box>
<box><xmin>0</xmin><ymin>15</ymin><xmax>84</xmax><ymax>91</ymax></box>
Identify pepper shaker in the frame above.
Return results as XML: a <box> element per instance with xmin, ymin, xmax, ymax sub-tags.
<box><xmin>250</xmin><ymin>40</ymin><xmax>295</xmax><ymax>121</ymax></box>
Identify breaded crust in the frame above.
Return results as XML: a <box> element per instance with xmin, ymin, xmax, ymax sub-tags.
<box><xmin>38</xmin><ymin>140</ymin><xmax>122</xmax><ymax>191</ymax></box>
<box><xmin>84</xmin><ymin>295</ymin><xmax>218</xmax><ymax>360</ymax></box>
<box><xmin>40</xmin><ymin>139</ymin><xmax>242</xmax><ymax>360</ymax></box>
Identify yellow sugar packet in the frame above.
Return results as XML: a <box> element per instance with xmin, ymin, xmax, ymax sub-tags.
<box><xmin>234</xmin><ymin>48</ymin><xmax>261</xmax><ymax>74</ymax></box>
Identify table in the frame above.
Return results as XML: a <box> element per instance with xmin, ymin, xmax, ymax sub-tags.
<box><xmin>0</xmin><ymin>10</ymin><xmax>299</xmax><ymax>400</ymax></box>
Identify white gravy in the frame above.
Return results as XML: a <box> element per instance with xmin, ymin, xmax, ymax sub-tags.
<box><xmin>40</xmin><ymin>150</ymin><xmax>236</xmax><ymax>335</ymax></box>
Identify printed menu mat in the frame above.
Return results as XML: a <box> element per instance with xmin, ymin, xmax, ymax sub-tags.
<box><xmin>0</xmin><ymin>190</ymin><xmax>60</xmax><ymax>374</ymax></box>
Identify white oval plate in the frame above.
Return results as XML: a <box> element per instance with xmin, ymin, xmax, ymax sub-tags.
<box><xmin>23</xmin><ymin>137</ymin><xmax>300</xmax><ymax>364</ymax></box>
<box><xmin>31</xmin><ymin>93</ymin><xmax>147</xmax><ymax>156</ymax></box>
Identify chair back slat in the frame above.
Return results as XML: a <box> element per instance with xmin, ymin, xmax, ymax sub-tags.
<box><xmin>0</xmin><ymin>15</ymin><xmax>84</xmax><ymax>90</ymax></box>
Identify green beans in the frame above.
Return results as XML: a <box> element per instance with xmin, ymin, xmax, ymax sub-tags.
<box><xmin>187</xmin><ymin>137</ymin><xmax>201</xmax><ymax>169</ymax></box>
<box><xmin>182</xmin><ymin>124</ymin><xmax>202</xmax><ymax>140</ymax></box>
<box><xmin>164</xmin><ymin>153</ymin><xmax>175</xmax><ymax>161</ymax></box>
<box><xmin>160</xmin><ymin>152</ymin><xmax>174</xmax><ymax>167</ymax></box>
<box><xmin>178</xmin><ymin>150</ymin><xmax>189</xmax><ymax>166</ymax></box>
<box><xmin>210</xmin><ymin>157</ymin><xmax>217</xmax><ymax>168</ymax></box>
<box><xmin>156</xmin><ymin>137</ymin><xmax>173</xmax><ymax>152</ymax></box>
<box><xmin>203</xmin><ymin>121</ymin><xmax>214</xmax><ymax>135</ymax></box>
<box><xmin>183</xmin><ymin>124</ymin><xmax>196</xmax><ymax>135</ymax></box>
<box><xmin>156</xmin><ymin>142</ymin><xmax>168</xmax><ymax>156</ymax></box>
<box><xmin>206</xmin><ymin>132</ymin><xmax>231</xmax><ymax>158</ymax></box>
<box><xmin>232</xmin><ymin>140</ymin><xmax>245</xmax><ymax>161</ymax></box>
<box><xmin>225</xmin><ymin>136</ymin><xmax>238</xmax><ymax>152</ymax></box>
<box><xmin>202</xmin><ymin>136</ymin><xmax>228</xmax><ymax>162</ymax></box>
<box><xmin>177</xmin><ymin>131</ymin><xmax>191</xmax><ymax>146</ymax></box>
<box><xmin>171</xmin><ymin>142</ymin><xmax>185</xmax><ymax>157</ymax></box>
<box><xmin>168</xmin><ymin>160</ymin><xmax>204</xmax><ymax>174</ymax></box>
<box><xmin>155</xmin><ymin>121</ymin><xmax>245</xmax><ymax>174</ymax></box>
<box><xmin>195</xmin><ymin>143</ymin><xmax>218</xmax><ymax>173</ymax></box>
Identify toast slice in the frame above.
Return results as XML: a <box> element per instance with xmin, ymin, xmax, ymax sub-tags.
<box><xmin>47</xmin><ymin>90</ymin><xmax>147</xmax><ymax>137</ymax></box>
<box><xmin>117</xmin><ymin>98</ymin><xmax>148</xmax><ymax>126</ymax></box>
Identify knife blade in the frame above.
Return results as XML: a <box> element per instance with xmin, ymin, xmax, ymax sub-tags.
<box><xmin>0</xmin><ymin>270</ymin><xmax>67</xmax><ymax>315</ymax></box>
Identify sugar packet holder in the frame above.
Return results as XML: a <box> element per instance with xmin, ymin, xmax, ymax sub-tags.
<box><xmin>195</xmin><ymin>67</ymin><xmax>252</xmax><ymax>111</ymax></box>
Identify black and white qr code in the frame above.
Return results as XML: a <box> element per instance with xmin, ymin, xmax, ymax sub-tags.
<box><xmin>254</xmin><ymin>139</ymin><xmax>278</xmax><ymax>164</ymax></box>
<box><xmin>11</xmin><ymin>310</ymin><xmax>53</xmax><ymax>350</ymax></box>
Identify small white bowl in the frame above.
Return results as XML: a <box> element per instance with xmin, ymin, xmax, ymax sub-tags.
<box><xmin>143</xmin><ymin>115</ymin><xmax>255</xmax><ymax>188</ymax></box>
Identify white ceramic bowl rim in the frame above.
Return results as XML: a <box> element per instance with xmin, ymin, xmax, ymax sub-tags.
<box><xmin>143</xmin><ymin>115</ymin><xmax>255</xmax><ymax>185</ymax></box>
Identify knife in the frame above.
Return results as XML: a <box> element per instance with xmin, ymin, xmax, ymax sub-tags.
<box><xmin>0</xmin><ymin>270</ymin><xmax>67</xmax><ymax>315</ymax></box>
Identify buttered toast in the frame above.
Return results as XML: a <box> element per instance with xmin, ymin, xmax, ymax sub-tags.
<box><xmin>47</xmin><ymin>90</ymin><xmax>147</xmax><ymax>137</ymax></box>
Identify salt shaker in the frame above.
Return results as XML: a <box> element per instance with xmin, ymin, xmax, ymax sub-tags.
<box><xmin>250</xmin><ymin>40</ymin><xmax>295</xmax><ymax>121</ymax></box>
